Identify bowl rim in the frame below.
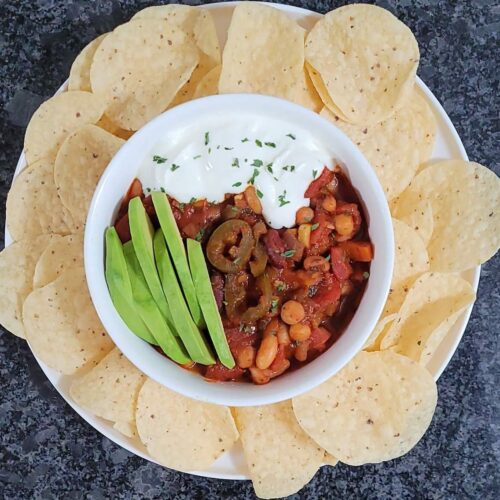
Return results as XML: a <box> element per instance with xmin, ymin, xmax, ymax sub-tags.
<box><xmin>84</xmin><ymin>93</ymin><xmax>394</xmax><ymax>407</ymax></box>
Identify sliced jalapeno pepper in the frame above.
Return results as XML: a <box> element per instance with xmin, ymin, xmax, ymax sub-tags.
<box><xmin>206</xmin><ymin>219</ymin><xmax>254</xmax><ymax>273</ymax></box>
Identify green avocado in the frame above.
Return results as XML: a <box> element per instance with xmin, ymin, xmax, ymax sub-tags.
<box><xmin>187</xmin><ymin>239</ymin><xmax>235</xmax><ymax>368</ymax></box>
<box><xmin>153</xmin><ymin>229</ymin><xmax>215</xmax><ymax>365</ymax></box>
<box><xmin>123</xmin><ymin>241</ymin><xmax>191</xmax><ymax>365</ymax></box>
<box><xmin>128</xmin><ymin>197</ymin><xmax>176</xmax><ymax>334</ymax></box>
<box><xmin>151</xmin><ymin>191</ymin><xmax>205</xmax><ymax>329</ymax></box>
<box><xmin>105</xmin><ymin>227</ymin><xmax>157</xmax><ymax>344</ymax></box>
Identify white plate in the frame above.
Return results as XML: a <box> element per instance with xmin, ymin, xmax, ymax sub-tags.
<box><xmin>5</xmin><ymin>1</ymin><xmax>480</xmax><ymax>481</ymax></box>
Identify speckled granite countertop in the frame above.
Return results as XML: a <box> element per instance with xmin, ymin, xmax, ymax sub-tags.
<box><xmin>0</xmin><ymin>1</ymin><xmax>498</xmax><ymax>498</ymax></box>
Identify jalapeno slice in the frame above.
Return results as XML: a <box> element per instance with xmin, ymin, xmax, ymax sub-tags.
<box><xmin>206</xmin><ymin>219</ymin><xmax>254</xmax><ymax>273</ymax></box>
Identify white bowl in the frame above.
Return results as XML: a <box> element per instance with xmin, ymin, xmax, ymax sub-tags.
<box><xmin>84</xmin><ymin>94</ymin><xmax>394</xmax><ymax>407</ymax></box>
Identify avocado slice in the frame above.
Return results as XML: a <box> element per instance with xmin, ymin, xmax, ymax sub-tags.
<box><xmin>153</xmin><ymin>229</ymin><xmax>215</xmax><ymax>365</ymax></box>
<box><xmin>187</xmin><ymin>239</ymin><xmax>235</xmax><ymax>368</ymax></box>
<box><xmin>105</xmin><ymin>227</ymin><xmax>157</xmax><ymax>344</ymax></box>
<box><xmin>123</xmin><ymin>241</ymin><xmax>191</xmax><ymax>365</ymax></box>
<box><xmin>151</xmin><ymin>191</ymin><xmax>205</xmax><ymax>329</ymax></box>
<box><xmin>128</xmin><ymin>197</ymin><xmax>176</xmax><ymax>333</ymax></box>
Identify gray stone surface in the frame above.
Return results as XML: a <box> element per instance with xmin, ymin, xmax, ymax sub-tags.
<box><xmin>0</xmin><ymin>1</ymin><xmax>498</xmax><ymax>498</ymax></box>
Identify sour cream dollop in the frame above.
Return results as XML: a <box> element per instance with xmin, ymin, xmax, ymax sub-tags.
<box><xmin>138</xmin><ymin>113</ymin><xmax>334</xmax><ymax>228</ymax></box>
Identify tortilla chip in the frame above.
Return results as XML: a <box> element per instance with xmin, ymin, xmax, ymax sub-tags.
<box><xmin>193</xmin><ymin>65</ymin><xmax>221</xmax><ymax>99</ymax></box>
<box><xmin>6</xmin><ymin>157</ymin><xmax>75</xmax><ymax>240</ymax></box>
<box><xmin>234</xmin><ymin>401</ymin><xmax>324</xmax><ymax>498</ymax></box>
<box><xmin>24</xmin><ymin>91</ymin><xmax>105</xmax><ymax>164</ymax></box>
<box><xmin>219</xmin><ymin>3</ymin><xmax>305</xmax><ymax>101</ymax></box>
<box><xmin>320</xmin><ymin>89</ymin><xmax>436</xmax><ymax>200</ymax></box>
<box><xmin>113</xmin><ymin>420</ymin><xmax>137</xmax><ymax>438</ymax></box>
<box><xmin>0</xmin><ymin>235</ymin><xmax>60</xmax><ymax>338</ymax></box>
<box><xmin>323</xmin><ymin>452</ymin><xmax>339</xmax><ymax>467</ymax></box>
<box><xmin>290</xmin><ymin>69</ymin><xmax>323</xmax><ymax>113</ymax></box>
<box><xmin>68</xmin><ymin>34</ymin><xmax>107</xmax><ymax>92</ymax></box>
<box><xmin>391</xmin><ymin>198</ymin><xmax>434</xmax><ymax>247</ymax></box>
<box><xmin>23</xmin><ymin>266</ymin><xmax>114</xmax><ymax>374</ymax></box>
<box><xmin>54</xmin><ymin>124</ymin><xmax>124</xmax><ymax>229</ymax></box>
<box><xmin>96</xmin><ymin>114</ymin><xmax>134</xmax><ymax>141</ymax></box>
<box><xmin>380</xmin><ymin>272</ymin><xmax>476</xmax><ymax>364</ymax></box>
<box><xmin>136</xmin><ymin>378</ymin><xmax>239</xmax><ymax>471</ymax></box>
<box><xmin>394</xmin><ymin>160</ymin><xmax>500</xmax><ymax>272</ymax></box>
<box><xmin>293</xmin><ymin>351</ymin><xmax>437</xmax><ymax>465</ymax></box>
<box><xmin>70</xmin><ymin>347</ymin><xmax>146</xmax><ymax>435</ymax></box>
<box><xmin>363</xmin><ymin>312</ymin><xmax>397</xmax><ymax>351</ymax></box>
<box><xmin>306</xmin><ymin>4</ymin><xmax>419</xmax><ymax>125</ymax></box>
<box><xmin>90</xmin><ymin>19</ymin><xmax>199</xmax><ymax>130</ymax></box>
<box><xmin>33</xmin><ymin>233</ymin><xmax>83</xmax><ymax>289</ymax></box>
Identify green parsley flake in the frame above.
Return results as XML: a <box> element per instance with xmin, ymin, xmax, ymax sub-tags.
<box><xmin>281</xmin><ymin>249</ymin><xmax>295</xmax><ymax>258</ymax></box>
<box><xmin>208</xmin><ymin>147</ymin><xmax>212</xmax><ymax>154</ymax></box>
<box><xmin>312</xmin><ymin>169</ymin><xmax>318</xmax><ymax>179</ymax></box>
<box><xmin>195</xmin><ymin>228</ymin><xmax>205</xmax><ymax>242</ymax></box>
<box><xmin>193</xmin><ymin>154</ymin><xmax>202</xmax><ymax>160</ymax></box>
<box><xmin>224</xmin><ymin>146</ymin><xmax>234</xmax><ymax>150</ymax></box>
<box><xmin>276</xmin><ymin>281</ymin><xmax>285</xmax><ymax>292</ymax></box>
<box><xmin>189</xmin><ymin>197</ymin><xmax>197</xmax><ymax>204</ymax></box>
<box><xmin>325</xmin><ymin>254</ymin><xmax>331</xmax><ymax>261</ymax></box>
<box><xmin>311</xmin><ymin>223</ymin><xmax>319</xmax><ymax>231</ymax></box>
<box><xmin>290</xmin><ymin>165</ymin><xmax>296</xmax><ymax>172</ymax></box>
<box><xmin>271</xmin><ymin>298</ymin><xmax>279</xmax><ymax>313</ymax></box>
<box><xmin>171</xmin><ymin>164</ymin><xmax>180</xmax><ymax>172</ymax></box>
<box><xmin>257</xmin><ymin>189</ymin><xmax>264</xmax><ymax>199</ymax></box>
<box><xmin>278</xmin><ymin>190</ymin><xmax>290</xmax><ymax>207</ymax></box>
<box><xmin>363</xmin><ymin>271</ymin><xmax>370</xmax><ymax>279</ymax></box>
<box><xmin>241</xmin><ymin>137</ymin><xmax>249</xmax><ymax>143</ymax></box>
<box><xmin>265</xmin><ymin>142</ymin><xmax>276</xmax><ymax>148</ymax></box>
<box><xmin>204</xmin><ymin>131</ymin><xmax>210</xmax><ymax>145</ymax></box>
<box><xmin>255</xmin><ymin>139</ymin><xmax>263</xmax><ymax>147</ymax></box>
<box><xmin>251</xmin><ymin>159</ymin><xmax>263</xmax><ymax>168</ymax></box>
<box><xmin>232</xmin><ymin>158</ymin><xmax>240</xmax><ymax>168</ymax></box>
<box><xmin>232</xmin><ymin>181</ymin><xmax>242</xmax><ymax>187</ymax></box>
<box><xmin>266</xmin><ymin>163</ymin><xmax>274</xmax><ymax>174</ymax></box>
<box><xmin>160</xmin><ymin>187</ymin><xmax>166</xmax><ymax>193</ymax></box>
<box><xmin>286</xmin><ymin>133</ymin><xmax>296</xmax><ymax>140</ymax></box>
<box><xmin>153</xmin><ymin>155</ymin><xmax>167</xmax><ymax>164</ymax></box>
<box><xmin>249</xmin><ymin>168</ymin><xmax>260</xmax><ymax>185</ymax></box>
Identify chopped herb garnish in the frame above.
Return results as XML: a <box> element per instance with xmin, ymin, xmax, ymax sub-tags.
<box><xmin>281</xmin><ymin>249</ymin><xmax>295</xmax><ymax>258</ymax></box>
<box><xmin>363</xmin><ymin>271</ymin><xmax>370</xmax><ymax>279</ymax></box>
<box><xmin>325</xmin><ymin>254</ymin><xmax>331</xmax><ymax>261</ymax></box>
<box><xmin>256</xmin><ymin>189</ymin><xmax>264</xmax><ymax>199</ymax></box>
<box><xmin>170</xmin><ymin>163</ymin><xmax>180</xmax><ymax>172</ymax></box>
<box><xmin>189</xmin><ymin>197</ymin><xmax>197</xmax><ymax>204</ymax></box>
<box><xmin>153</xmin><ymin>155</ymin><xmax>167</xmax><ymax>164</ymax></box>
<box><xmin>278</xmin><ymin>190</ymin><xmax>290</xmax><ymax>207</ymax></box>
<box><xmin>265</xmin><ymin>141</ymin><xmax>276</xmax><ymax>148</ymax></box>
<box><xmin>195</xmin><ymin>228</ymin><xmax>205</xmax><ymax>242</ymax></box>
<box><xmin>266</xmin><ymin>163</ymin><xmax>274</xmax><ymax>174</ymax></box>
<box><xmin>290</xmin><ymin>165</ymin><xmax>296</xmax><ymax>172</ymax></box>
<box><xmin>232</xmin><ymin>158</ymin><xmax>240</xmax><ymax>168</ymax></box>
<box><xmin>251</xmin><ymin>159</ymin><xmax>263</xmax><ymax>168</ymax></box>
<box><xmin>208</xmin><ymin>147</ymin><xmax>212</xmax><ymax>154</ymax></box>
<box><xmin>232</xmin><ymin>181</ymin><xmax>242</xmax><ymax>187</ymax></box>
<box><xmin>283</xmin><ymin>165</ymin><xmax>295</xmax><ymax>172</ymax></box>
<box><xmin>145</xmin><ymin>187</ymin><xmax>151</xmax><ymax>193</ymax></box>
<box><xmin>255</xmin><ymin>139</ymin><xmax>263</xmax><ymax>147</ymax></box>
<box><xmin>249</xmin><ymin>168</ymin><xmax>260</xmax><ymax>185</ymax></box>
<box><xmin>234</xmin><ymin>257</ymin><xmax>241</xmax><ymax>264</ymax></box>
<box><xmin>271</xmin><ymin>298</ymin><xmax>279</xmax><ymax>313</ymax></box>
<box><xmin>312</xmin><ymin>169</ymin><xmax>318</xmax><ymax>179</ymax></box>
<box><xmin>311</xmin><ymin>223</ymin><xmax>319</xmax><ymax>231</ymax></box>
<box><xmin>160</xmin><ymin>187</ymin><xmax>166</xmax><ymax>193</ymax></box>
<box><xmin>239</xmin><ymin>323</ymin><xmax>253</xmax><ymax>333</ymax></box>
<box><xmin>286</xmin><ymin>133</ymin><xmax>296</xmax><ymax>140</ymax></box>
<box><xmin>276</xmin><ymin>281</ymin><xmax>285</xmax><ymax>292</ymax></box>
<box><xmin>241</xmin><ymin>137</ymin><xmax>249</xmax><ymax>143</ymax></box>
<box><xmin>178</xmin><ymin>202</ymin><xmax>185</xmax><ymax>211</ymax></box>
<box><xmin>273</xmin><ymin>176</ymin><xmax>279</xmax><ymax>181</ymax></box>
<box><xmin>224</xmin><ymin>146</ymin><xmax>234</xmax><ymax>150</ymax></box>
<box><xmin>204</xmin><ymin>131</ymin><xmax>210</xmax><ymax>145</ymax></box>
<box><xmin>217</xmin><ymin>145</ymin><xmax>221</xmax><ymax>150</ymax></box>
<box><xmin>193</xmin><ymin>154</ymin><xmax>202</xmax><ymax>160</ymax></box>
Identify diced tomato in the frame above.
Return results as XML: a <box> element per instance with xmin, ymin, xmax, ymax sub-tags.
<box><xmin>263</xmin><ymin>229</ymin><xmax>287</xmax><ymax>268</ymax></box>
<box><xmin>225</xmin><ymin>327</ymin><xmax>258</xmax><ymax>358</ymax></box>
<box><xmin>115</xmin><ymin>213</ymin><xmax>131</xmax><ymax>243</ymax></box>
<box><xmin>205</xmin><ymin>362</ymin><xmax>245</xmax><ymax>382</ymax></box>
<box><xmin>313</xmin><ymin>274</ymin><xmax>341</xmax><ymax>307</ymax></box>
<box><xmin>330</xmin><ymin>246</ymin><xmax>353</xmax><ymax>281</ymax></box>
<box><xmin>304</xmin><ymin>167</ymin><xmax>335</xmax><ymax>198</ymax></box>
<box><xmin>118</xmin><ymin>179</ymin><xmax>144</xmax><ymax>218</ymax></box>
<box><xmin>309</xmin><ymin>327</ymin><xmax>332</xmax><ymax>350</ymax></box>
<box><xmin>339</xmin><ymin>241</ymin><xmax>373</xmax><ymax>262</ymax></box>
<box><xmin>210</xmin><ymin>272</ymin><xmax>225</xmax><ymax>310</ymax></box>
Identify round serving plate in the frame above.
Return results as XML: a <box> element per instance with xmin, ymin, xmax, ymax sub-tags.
<box><xmin>5</xmin><ymin>1</ymin><xmax>480</xmax><ymax>481</ymax></box>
